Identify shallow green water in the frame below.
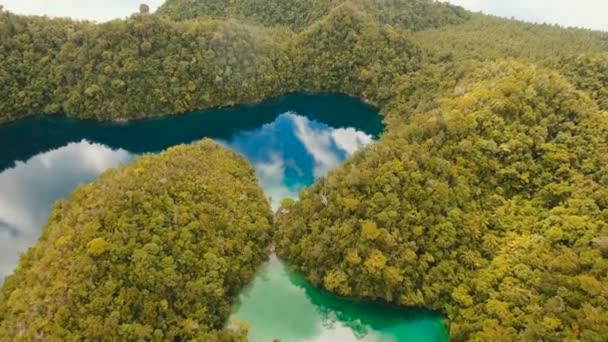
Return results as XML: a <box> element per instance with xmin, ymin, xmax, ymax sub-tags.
<box><xmin>0</xmin><ymin>94</ymin><xmax>447</xmax><ymax>341</ymax></box>
<box><xmin>232</xmin><ymin>256</ymin><xmax>448</xmax><ymax>342</ymax></box>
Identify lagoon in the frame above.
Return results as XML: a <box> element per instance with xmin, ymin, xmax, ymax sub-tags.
<box><xmin>0</xmin><ymin>94</ymin><xmax>447</xmax><ymax>341</ymax></box>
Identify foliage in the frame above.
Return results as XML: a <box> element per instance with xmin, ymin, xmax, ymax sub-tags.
<box><xmin>157</xmin><ymin>0</ymin><xmax>469</xmax><ymax>32</ymax></box>
<box><xmin>1</xmin><ymin>1</ymin><xmax>607</xmax><ymax>123</ymax></box>
<box><xmin>413</xmin><ymin>13</ymin><xmax>608</xmax><ymax>111</ymax></box>
<box><xmin>275</xmin><ymin>62</ymin><xmax>608</xmax><ymax>341</ymax></box>
<box><xmin>0</xmin><ymin>140</ymin><xmax>273</xmax><ymax>340</ymax></box>
<box><xmin>293</xmin><ymin>1</ymin><xmax>423</xmax><ymax>104</ymax></box>
<box><xmin>0</xmin><ymin>0</ymin><xmax>469</xmax><ymax>123</ymax></box>
<box><xmin>0</xmin><ymin>12</ymin><xmax>295</xmax><ymax>122</ymax></box>
<box><xmin>554</xmin><ymin>53</ymin><xmax>608</xmax><ymax>110</ymax></box>
<box><xmin>158</xmin><ymin>0</ymin><xmax>340</xmax><ymax>32</ymax></box>
<box><xmin>414</xmin><ymin>14</ymin><xmax>608</xmax><ymax>63</ymax></box>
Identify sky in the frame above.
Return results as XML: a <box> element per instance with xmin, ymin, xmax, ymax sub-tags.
<box><xmin>0</xmin><ymin>1</ymin><xmax>606</xmax><ymax>31</ymax></box>
<box><xmin>445</xmin><ymin>0</ymin><xmax>608</xmax><ymax>31</ymax></box>
<box><xmin>0</xmin><ymin>0</ymin><xmax>166</xmax><ymax>22</ymax></box>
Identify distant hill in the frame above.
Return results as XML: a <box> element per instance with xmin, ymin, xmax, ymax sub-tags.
<box><xmin>1</xmin><ymin>0</ymin><xmax>606</xmax><ymax>122</ymax></box>
<box><xmin>157</xmin><ymin>0</ymin><xmax>470</xmax><ymax>31</ymax></box>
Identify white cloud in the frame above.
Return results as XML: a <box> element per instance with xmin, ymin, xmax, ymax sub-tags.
<box><xmin>0</xmin><ymin>140</ymin><xmax>132</xmax><ymax>282</ymax></box>
<box><xmin>293</xmin><ymin>114</ymin><xmax>373</xmax><ymax>178</ymax></box>
<box><xmin>292</xmin><ymin>114</ymin><xmax>341</xmax><ymax>178</ymax></box>
<box><xmin>445</xmin><ymin>0</ymin><xmax>608</xmax><ymax>31</ymax></box>
<box><xmin>331</xmin><ymin>128</ymin><xmax>373</xmax><ymax>155</ymax></box>
<box><xmin>222</xmin><ymin>113</ymin><xmax>374</xmax><ymax>211</ymax></box>
<box><xmin>0</xmin><ymin>0</ymin><xmax>166</xmax><ymax>22</ymax></box>
<box><xmin>254</xmin><ymin>154</ymin><xmax>300</xmax><ymax>211</ymax></box>
<box><xmin>301</xmin><ymin>323</ymin><xmax>387</xmax><ymax>342</ymax></box>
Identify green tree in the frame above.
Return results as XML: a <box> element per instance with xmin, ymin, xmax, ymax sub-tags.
<box><xmin>140</xmin><ymin>3</ymin><xmax>151</xmax><ymax>15</ymax></box>
<box><xmin>275</xmin><ymin>62</ymin><xmax>608</xmax><ymax>341</ymax></box>
<box><xmin>0</xmin><ymin>140</ymin><xmax>272</xmax><ymax>340</ymax></box>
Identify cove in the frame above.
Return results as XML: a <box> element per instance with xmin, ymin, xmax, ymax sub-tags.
<box><xmin>231</xmin><ymin>256</ymin><xmax>448</xmax><ymax>342</ymax></box>
<box><xmin>0</xmin><ymin>94</ymin><xmax>447</xmax><ymax>341</ymax></box>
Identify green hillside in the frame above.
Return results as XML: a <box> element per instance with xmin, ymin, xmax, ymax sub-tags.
<box><xmin>157</xmin><ymin>0</ymin><xmax>470</xmax><ymax>31</ymax></box>
<box><xmin>275</xmin><ymin>61</ymin><xmax>608</xmax><ymax>340</ymax></box>
<box><xmin>0</xmin><ymin>11</ymin><xmax>295</xmax><ymax>122</ymax></box>
<box><xmin>292</xmin><ymin>1</ymin><xmax>422</xmax><ymax>103</ymax></box>
<box><xmin>1</xmin><ymin>1</ymin><xmax>607</xmax><ymax>122</ymax></box>
<box><xmin>0</xmin><ymin>140</ymin><xmax>273</xmax><ymax>340</ymax></box>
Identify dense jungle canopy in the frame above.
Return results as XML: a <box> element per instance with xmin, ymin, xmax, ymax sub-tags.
<box><xmin>1</xmin><ymin>0</ymin><xmax>607</xmax><ymax>122</ymax></box>
<box><xmin>0</xmin><ymin>140</ymin><xmax>273</xmax><ymax>340</ymax></box>
<box><xmin>1</xmin><ymin>0</ymin><xmax>607</xmax><ymax>341</ymax></box>
<box><xmin>275</xmin><ymin>62</ymin><xmax>608</xmax><ymax>341</ymax></box>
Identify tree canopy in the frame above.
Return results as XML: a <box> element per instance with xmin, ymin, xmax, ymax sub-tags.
<box><xmin>157</xmin><ymin>0</ymin><xmax>469</xmax><ymax>32</ymax></box>
<box><xmin>0</xmin><ymin>12</ymin><xmax>295</xmax><ymax>122</ymax></box>
<box><xmin>0</xmin><ymin>0</ymin><xmax>606</xmax><ymax>123</ymax></box>
<box><xmin>275</xmin><ymin>62</ymin><xmax>608</xmax><ymax>341</ymax></box>
<box><xmin>0</xmin><ymin>140</ymin><xmax>273</xmax><ymax>341</ymax></box>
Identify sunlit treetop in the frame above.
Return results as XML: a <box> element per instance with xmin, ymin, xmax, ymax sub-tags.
<box><xmin>0</xmin><ymin>139</ymin><xmax>273</xmax><ymax>341</ymax></box>
<box><xmin>276</xmin><ymin>61</ymin><xmax>608</xmax><ymax>341</ymax></box>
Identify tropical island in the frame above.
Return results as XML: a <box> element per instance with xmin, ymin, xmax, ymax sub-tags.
<box><xmin>0</xmin><ymin>0</ymin><xmax>607</xmax><ymax>341</ymax></box>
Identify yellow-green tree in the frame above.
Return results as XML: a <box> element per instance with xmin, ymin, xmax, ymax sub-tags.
<box><xmin>0</xmin><ymin>139</ymin><xmax>273</xmax><ymax>341</ymax></box>
<box><xmin>275</xmin><ymin>62</ymin><xmax>608</xmax><ymax>341</ymax></box>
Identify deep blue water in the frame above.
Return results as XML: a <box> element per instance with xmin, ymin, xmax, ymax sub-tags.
<box><xmin>0</xmin><ymin>94</ymin><xmax>382</xmax><ymax>172</ymax></box>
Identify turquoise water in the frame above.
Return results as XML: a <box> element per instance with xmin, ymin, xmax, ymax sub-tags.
<box><xmin>232</xmin><ymin>256</ymin><xmax>448</xmax><ymax>342</ymax></box>
<box><xmin>0</xmin><ymin>94</ymin><xmax>447</xmax><ymax>341</ymax></box>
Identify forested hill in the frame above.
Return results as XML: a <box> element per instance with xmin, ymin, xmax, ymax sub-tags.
<box><xmin>276</xmin><ymin>61</ymin><xmax>608</xmax><ymax>341</ymax></box>
<box><xmin>0</xmin><ymin>12</ymin><xmax>296</xmax><ymax>122</ymax></box>
<box><xmin>1</xmin><ymin>0</ymin><xmax>607</xmax><ymax>122</ymax></box>
<box><xmin>157</xmin><ymin>0</ymin><xmax>470</xmax><ymax>32</ymax></box>
<box><xmin>0</xmin><ymin>140</ymin><xmax>273</xmax><ymax>340</ymax></box>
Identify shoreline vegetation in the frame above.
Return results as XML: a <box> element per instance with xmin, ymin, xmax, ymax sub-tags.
<box><xmin>1</xmin><ymin>0</ymin><xmax>607</xmax><ymax>341</ymax></box>
<box><xmin>275</xmin><ymin>62</ymin><xmax>608</xmax><ymax>340</ymax></box>
<box><xmin>0</xmin><ymin>91</ymin><xmax>379</xmax><ymax>126</ymax></box>
<box><xmin>3</xmin><ymin>0</ymin><xmax>606</xmax><ymax>124</ymax></box>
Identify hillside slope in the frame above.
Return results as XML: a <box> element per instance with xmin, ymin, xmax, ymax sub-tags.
<box><xmin>276</xmin><ymin>61</ymin><xmax>608</xmax><ymax>341</ymax></box>
<box><xmin>292</xmin><ymin>1</ymin><xmax>422</xmax><ymax>103</ymax></box>
<box><xmin>0</xmin><ymin>11</ymin><xmax>295</xmax><ymax>122</ymax></box>
<box><xmin>0</xmin><ymin>140</ymin><xmax>273</xmax><ymax>340</ymax></box>
<box><xmin>1</xmin><ymin>1</ymin><xmax>607</xmax><ymax>122</ymax></box>
<box><xmin>157</xmin><ymin>0</ymin><xmax>470</xmax><ymax>31</ymax></box>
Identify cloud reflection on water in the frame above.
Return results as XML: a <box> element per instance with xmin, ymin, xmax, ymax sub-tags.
<box><xmin>0</xmin><ymin>112</ymin><xmax>373</xmax><ymax>282</ymax></box>
<box><xmin>0</xmin><ymin>140</ymin><xmax>132</xmax><ymax>281</ymax></box>
<box><xmin>225</xmin><ymin>112</ymin><xmax>373</xmax><ymax>210</ymax></box>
